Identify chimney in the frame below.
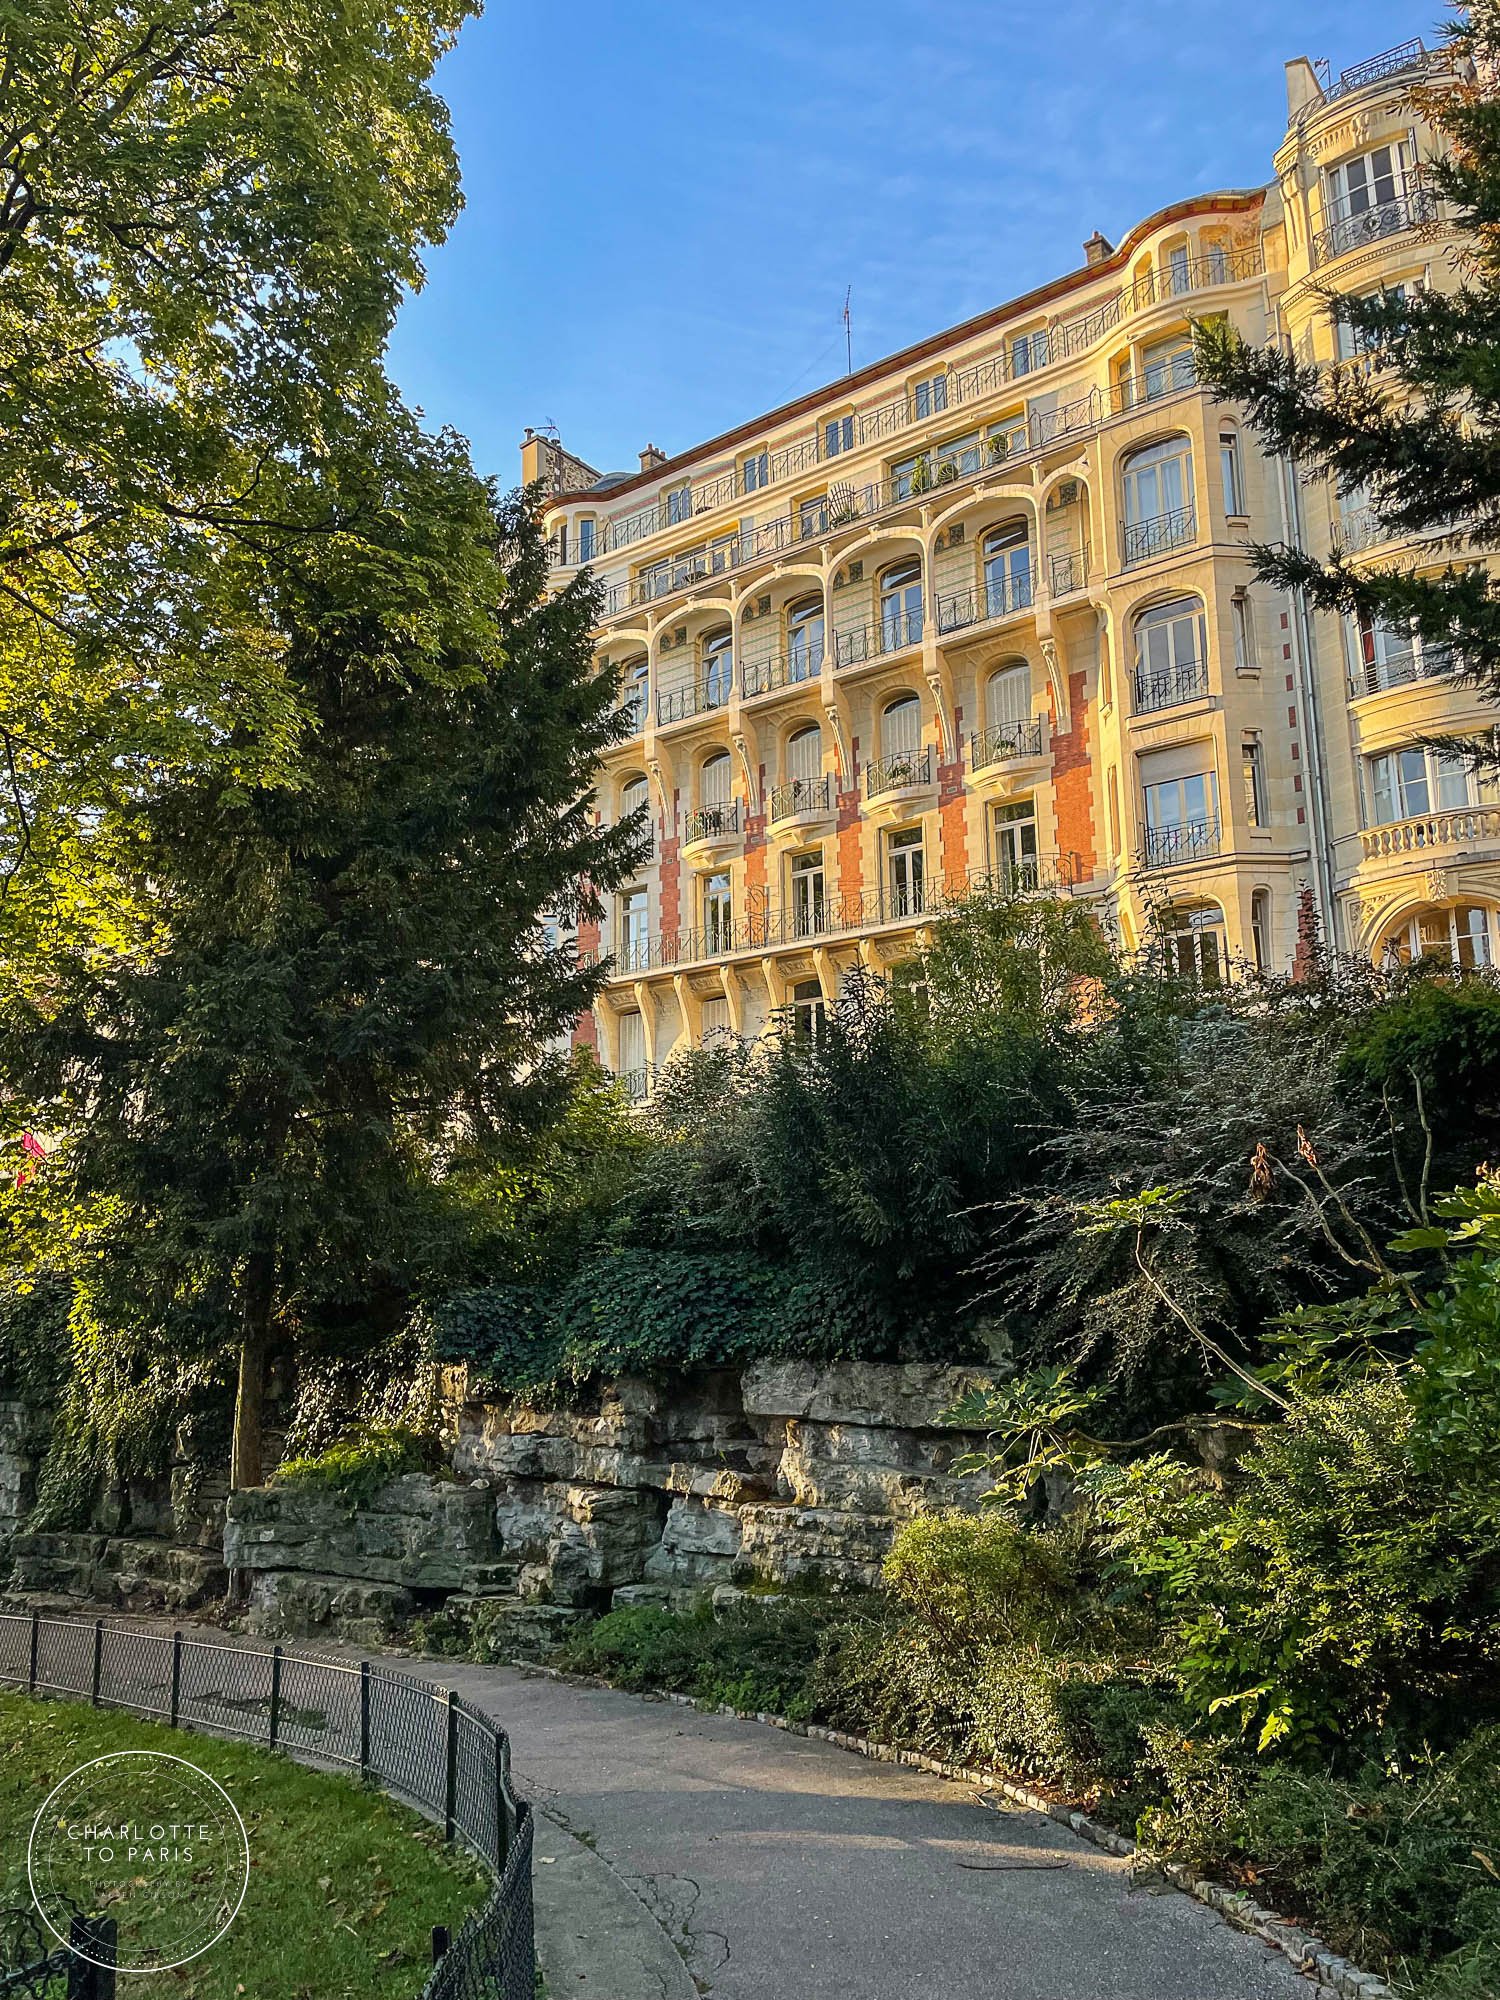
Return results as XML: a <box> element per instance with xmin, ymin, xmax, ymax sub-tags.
<box><xmin>639</xmin><ymin>443</ymin><xmax>667</xmax><ymax>474</ymax></box>
<box><xmin>1285</xmin><ymin>57</ymin><xmax>1324</xmax><ymax>122</ymax></box>
<box><xmin>1083</xmin><ymin>231</ymin><xmax>1113</xmax><ymax>268</ymax></box>
<box><xmin>519</xmin><ymin>427</ymin><xmax>549</xmax><ymax>486</ymax></box>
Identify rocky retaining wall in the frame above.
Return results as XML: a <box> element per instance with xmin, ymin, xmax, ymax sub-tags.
<box><xmin>226</xmin><ymin>1361</ymin><xmax>998</xmax><ymax>1641</ymax></box>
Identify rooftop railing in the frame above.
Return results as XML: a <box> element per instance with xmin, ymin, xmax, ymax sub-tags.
<box><xmin>569</xmin><ymin>250</ymin><xmax>1260</xmax><ymax>566</ymax></box>
<box><xmin>1321</xmin><ymin>38</ymin><xmax>1428</xmax><ymax>103</ymax></box>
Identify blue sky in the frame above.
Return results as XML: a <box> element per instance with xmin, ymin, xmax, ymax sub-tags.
<box><xmin>386</xmin><ymin>0</ymin><xmax>1438</xmax><ymax>487</ymax></box>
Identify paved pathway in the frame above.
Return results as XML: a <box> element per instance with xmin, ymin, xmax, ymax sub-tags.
<box><xmin>408</xmin><ymin>1656</ymin><xmax>1310</xmax><ymax>2000</ymax></box>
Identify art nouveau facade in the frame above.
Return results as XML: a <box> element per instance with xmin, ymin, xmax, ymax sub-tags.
<box><xmin>525</xmin><ymin>36</ymin><xmax>1496</xmax><ymax>1096</ymax></box>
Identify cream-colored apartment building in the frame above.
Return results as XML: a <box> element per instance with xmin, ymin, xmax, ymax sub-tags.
<box><xmin>525</xmin><ymin>35</ymin><xmax>1497</xmax><ymax>1096</ymax></box>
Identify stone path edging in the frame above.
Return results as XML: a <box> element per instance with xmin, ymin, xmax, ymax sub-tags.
<box><xmin>531</xmin><ymin>1809</ymin><xmax>698</xmax><ymax>2000</ymax></box>
<box><xmin>508</xmin><ymin>1657</ymin><xmax>1396</xmax><ymax>2000</ymax></box>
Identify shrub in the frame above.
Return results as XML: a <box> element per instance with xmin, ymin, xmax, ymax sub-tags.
<box><xmin>558</xmin><ymin>1601</ymin><xmax>834</xmax><ymax>1719</ymax></box>
<box><xmin>274</xmin><ymin>1424</ymin><xmax>446</xmax><ymax>1503</ymax></box>
<box><xmin>882</xmin><ymin>1512</ymin><xmax>1081</xmax><ymax>1649</ymax></box>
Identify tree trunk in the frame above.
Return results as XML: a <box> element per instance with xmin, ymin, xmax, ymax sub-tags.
<box><xmin>230</xmin><ymin>1249</ymin><xmax>275</xmax><ymax>1491</ymax></box>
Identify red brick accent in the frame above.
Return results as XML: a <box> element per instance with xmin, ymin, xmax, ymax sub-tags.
<box><xmin>1050</xmin><ymin>670</ymin><xmax>1096</xmax><ymax>879</ymax></box>
<box><xmin>835</xmin><ymin>737</ymin><xmax>864</xmax><ymax>902</ymax></box>
<box><xmin>571</xmin><ymin>1010</ymin><xmax>598</xmax><ymax>1053</ymax></box>
<box><xmin>660</xmin><ymin>791</ymin><xmax>681</xmax><ymax>938</ymax></box>
<box><xmin>570</xmin><ymin>910</ymin><xmax>603</xmax><ymax>1051</ymax></box>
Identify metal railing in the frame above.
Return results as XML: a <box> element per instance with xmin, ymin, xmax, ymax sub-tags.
<box><xmin>768</xmin><ymin>776</ymin><xmax>833</xmax><ymax>821</ymax></box>
<box><xmin>1361</xmin><ymin>805</ymin><xmax>1500</xmax><ymax>861</ymax></box>
<box><xmin>1349</xmin><ymin>644</ymin><xmax>1455</xmax><ymax>696</ymax></box>
<box><xmin>936</xmin><ymin>572</ymin><xmax>1033</xmax><ymax>635</ymax></box>
<box><xmin>742</xmin><ymin>649</ymin><xmax>821</xmax><ymax>698</ymax></box>
<box><xmin>1048</xmin><ymin>548</ymin><xmax>1090</xmax><ymax>597</ymax></box>
<box><xmin>1122</xmin><ymin>503</ymin><xmax>1198</xmax><ymax>567</ymax></box>
<box><xmin>0</xmin><ymin>1909</ymin><xmax>115</xmax><ymax>1997</ymax></box>
<box><xmin>684</xmin><ymin>799</ymin><xmax>740</xmax><ymax>844</ymax></box>
<box><xmin>1322</xmin><ymin>38</ymin><xmax>1427</xmax><ymax>102</ymax></box>
<box><xmin>1140</xmin><ymin>817</ymin><xmax>1222</xmax><ymax>869</ymax></box>
<box><xmin>866</xmin><ymin>746</ymin><xmax>934</xmax><ymax>798</ymax></box>
<box><xmin>657</xmin><ymin>677</ymin><xmax>731</xmax><ymax>726</ymax></box>
<box><xmin>1313</xmin><ymin>184</ymin><xmax>1437</xmax><ymax>266</ymax></box>
<box><xmin>1133</xmin><ymin>656</ymin><xmax>1211</xmax><ymax>713</ymax></box>
<box><xmin>971</xmin><ymin>720</ymin><xmax>1045</xmax><ymax>768</ymax></box>
<box><xmin>586</xmin><ymin>857</ymin><xmax>1086</xmax><ymax>976</ymax></box>
<box><xmin>834</xmin><ymin>605</ymin><xmax>924</xmax><ymax>668</ymax></box>
<box><xmin>0</xmin><ymin>1612</ymin><xmax>534</xmax><ymax>2000</ymax></box>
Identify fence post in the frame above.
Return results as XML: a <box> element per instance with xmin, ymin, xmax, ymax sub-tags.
<box><xmin>269</xmin><ymin>1644</ymin><xmax>283</xmax><ymax>1749</ymax></box>
<box><xmin>169</xmin><ymin>1630</ymin><xmax>182</xmax><ymax>1728</ymax></box>
<box><xmin>430</xmin><ymin>1925</ymin><xmax>450</xmax><ymax>1965</ymax></box>
<box><xmin>493</xmin><ymin>1728</ymin><xmax>511</xmax><ymax>1869</ymax></box>
<box><xmin>91</xmin><ymin>1620</ymin><xmax>103</xmax><ymax>1708</ymax></box>
<box><xmin>443</xmin><ymin>1689</ymin><xmax>458</xmax><ymax>1843</ymax></box>
<box><xmin>27</xmin><ymin>1609</ymin><xmax>38</xmax><ymax>1693</ymax></box>
<box><xmin>66</xmin><ymin>1913</ymin><xmax>116</xmax><ymax>1998</ymax></box>
<box><xmin>359</xmin><ymin>1660</ymin><xmax>371</xmax><ymax>1780</ymax></box>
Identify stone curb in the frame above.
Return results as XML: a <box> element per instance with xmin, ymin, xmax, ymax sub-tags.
<box><xmin>509</xmin><ymin>1657</ymin><xmax>1395</xmax><ymax>2000</ymax></box>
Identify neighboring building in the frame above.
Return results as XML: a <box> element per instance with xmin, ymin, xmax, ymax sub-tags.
<box><xmin>524</xmin><ymin>36</ymin><xmax>1498</xmax><ymax>1100</ymax></box>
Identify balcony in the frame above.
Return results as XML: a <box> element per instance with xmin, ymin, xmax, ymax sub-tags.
<box><xmin>742</xmin><ymin>650</ymin><xmax>822</xmax><ymax>699</ymax></box>
<box><xmin>657</xmin><ymin>677</ymin><xmax>732</xmax><ymax>727</ymax></box>
<box><xmin>936</xmin><ymin>572</ymin><xmax>1033</xmax><ymax>636</ymax></box>
<box><xmin>588</xmin><ymin>858</ymin><xmax>1086</xmax><ymax>976</ymax></box>
<box><xmin>614</xmin><ymin>1065</ymin><xmax>655</xmax><ymax>1105</ymax></box>
<box><xmin>1321</xmin><ymin>38</ymin><xmax>1429</xmax><ymax>102</ymax></box>
<box><xmin>835</xmin><ymin>605</ymin><xmax>924</xmax><ymax>669</ymax></box>
<box><xmin>865</xmin><ymin>746</ymin><xmax>934</xmax><ymax>801</ymax></box>
<box><xmin>1349</xmin><ymin>645</ymin><xmax>1455</xmax><ymax>697</ymax></box>
<box><xmin>768</xmin><ymin>776</ymin><xmax>834</xmax><ymax>825</ymax></box>
<box><xmin>1140</xmin><ymin>817</ymin><xmax>1222</xmax><ymax>869</ymax></box>
<box><xmin>1313</xmin><ymin>184</ymin><xmax>1437</xmax><ymax>268</ymax></box>
<box><xmin>1048</xmin><ymin>548</ymin><xmax>1090</xmax><ymax>597</ymax></box>
<box><xmin>1122</xmin><ymin>504</ymin><xmax>1197</xmax><ymax>568</ymax></box>
<box><xmin>1361</xmin><ymin>805</ymin><xmax>1500</xmax><ymax>864</ymax></box>
<box><xmin>971</xmin><ymin>720</ymin><xmax>1045</xmax><ymax>771</ymax></box>
<box><xmin>683</xmin><ymin>799</ymin><xmax>741</xmax><ymax>847</ymax></box>
<box><xmin>1134</xmin><ymin>656</ymin><xmax>1210</xmax><ymax>715</ymax></box>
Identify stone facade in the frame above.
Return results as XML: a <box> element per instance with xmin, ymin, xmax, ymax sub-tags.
<box><xmin>231</xmin><ymin>1361</ymin><xmax>997</xmax><ymax>1640</ymax></box>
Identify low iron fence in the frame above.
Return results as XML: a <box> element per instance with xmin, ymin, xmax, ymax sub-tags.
<box><xmin>0</xmin><ymin>1614</ymin><xmax>533</xmax><ymax>2000</ymax></box>
<box><xmin>0</xmin><ymin>1908</ymin><xmax>115</xmax><ymax>1998</ymax></box>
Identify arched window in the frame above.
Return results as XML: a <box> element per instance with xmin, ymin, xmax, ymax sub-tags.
<box><xmin>985</xmin><ymin>661</ymin><xmax>1031</xmax><ymax>731</ymax></box>
<box><xmin>1382</xmin><ymin>905</ymin><xmax>1497</xmax><ymax>970</ymax></box>
<box><xmin>787</xmin><ymin>725</ymin><xmax>822</xmax><ymax>784</ymax></box>
<box><xmin>701</xmin><ymin>628</ymin><xmax>733</xmax><ymax>709</ymax></box>
<box><xmin>982</xmin><ymin>521</ymin><xmax>1032</xmax><ymax>617</ymax></box>
<box><xmin>619</xmin><ymin>655</ymin><xmax>648</xmax><ymax>732</ymax></box>
<box><xmin>620</xmin><ymin>775</ymin><xmax>651</xmax><ymax>857</ymax></box>
<box><xmin>700</xmin><ymin>750</ymin><xmax>732</xmax><ymax>807</ymax></box>
<box><xmin>1121</xmin><ymin>437</ymin><xmax>1195</xmax><ymax>564</ymax></box>
<box><xmin>1133</xmin><ymin>596</ymin><xmax>1207</xmax><ymax>712</ymax></box>
<box><xmin>1160</xmin><ymin>902</ymin><xmax>1226</xmax><ymax>984</ymax></box>
<box><xmin>1250</xmin><ymin>889</ymin><xmax>1270</xmax><ymax>973</ymax></box>
<box><xmin>881</xmin><ymin>694</ymin><xmax>921</xmax><ymax>760</ymax></box>
<box><xmin>787</xmin><ymin>595</ymin><xmax>825</xmax><ymax>682</ymax></box>
<box><xmin>879</xmin><ymin>560</ymin><xmax>923</xmax><ymax>652</ymax></box>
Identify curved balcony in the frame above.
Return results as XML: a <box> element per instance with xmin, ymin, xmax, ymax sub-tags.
<box><xmin>681</xmin><ymin>798</ymin><xmax>742</xmax><ymax>863</ymax></box>
<box><xmin>970</xmin><ymin>720</ymin><xmax>1046</xmax><ymax>773</ymax></box>
<box><xmin>1313</xmin><ymin>185</ymin><xmax>1437</xmax><ymax>268</ymax></box>
<box><xmin>865</xmin><ymin>745</ymin><xmax>935</xmax><ymax>803</ymax></box>
<box><xmin>768</xmin><ymin>775</ymin><xmax>835</xmax><ymax>831</ymax></box>
<box><xmin>1349</xmin><ymin>644</ymin><xmax>1455</xmax><ymax>699</ymax></box>
<box><xmin>1361</xmin><ymin>806</ymin><xmax>1500</xmax><ymax>865</ymax></box>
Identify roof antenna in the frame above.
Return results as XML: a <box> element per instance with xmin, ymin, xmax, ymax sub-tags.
<box><xmin>843</xmin><ymin>286</ymin><xmax>852</xmax><ymax>375</ymax></box>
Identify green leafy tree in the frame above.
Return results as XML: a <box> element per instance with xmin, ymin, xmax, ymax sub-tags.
<box><xmin>0</xmin><ymin>0</ymin><xmax>476</xmax><ymax>965</ymax></box>
<box><xmin>0</xmin><ymin>480</ymin><xmax>643</xmax><ymax>1493</ymax></box>
<box><xmin>1194</xmin><ymin>4</ymin><xmax>1500</xmax><ymax>742</ymax></box>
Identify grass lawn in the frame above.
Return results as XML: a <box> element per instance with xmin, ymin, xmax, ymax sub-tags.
<box><xmin>0</xmin><ymin>1690</ymin><xmax>490</xmax><ymax>1999</ymax></box>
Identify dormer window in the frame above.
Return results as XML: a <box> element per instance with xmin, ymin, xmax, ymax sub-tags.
<box><xmin>912</xmin><ymin>373</ymin><xmax>948</xmax><ymax>420</ymax></box>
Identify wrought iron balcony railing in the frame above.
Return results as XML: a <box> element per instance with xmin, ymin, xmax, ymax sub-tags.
<box><xmin>936</xmin><ymin>572</ymin><xmax>1033</xmax><ymax>635</ymax></box>
<box><xmin>683</xmin><ymin>799</ymin><xmax>741</xmax><ymax>844</ymax></box>
<box><xmin>1122</xmin><ymin>503</ymin><xmax>1198</xmax><ymax>567</ymax></box>
<box><xmin>835</xmin><ymin>605</ymin><xmax>925</xmax><ymax>668</ymax></box>
<box><xmin>1134</xmin><ymin>656</ymin><xmax>1210</xmax><ymax>714</ymax></box>
<box><xmin>614</xmin><ymin>1064</ymin><xmax>656</xmax><ymax>1103</ymax></box>
<box><xmin>769</xmin><ymin>776</ymin><xmax>834</xmax><ymax>821</ymax></box>
<box><xmin>1322</xmin><ymin>38</ymin><xmax>1428</xmax><ymax>102</ymax></box>
<box><xmin>1313</xmin><ymin>185</ymin><xmax>1437</xmax><ymax>267</ymax></box>
<box><xmin>1349</xmin><ymin>643</ymin><xmax>1456</xmax><ymax>696</ymax></box>
<box><xmin>971</xmin><ymin>720</ymin><xmax>1045</xmax><ymax>769</ymax></box>
<box><xmin>657</xmin><ymin>676</ymin><xmax>732</xmax><ymax>726</ymax></box>
<box><xmin>1140</xmin><ymin>817</ymin><xmax>1222</xmax><ymax>869</ymax></box>
<box><xmin>742</xmin><ymin>649</ymin><xmax>822</xmax><ymax>698</ymax></box>
<box><xmin>865</xmin><ymin>746</ymin><xmax>934</xmax><ymax>798</ymax></box>
<box><xmin>1048</xmin><ymin>548</ymin><xmax>1090</xmax><ymax>597</ymax></box>
<box><xmin>1361</xmin><ymin>805</ymin><xmax>1500</xmax><ymax>862</ymax></box>
<box><xmin>586</xmin><ymin>858</ymin><xmax>1087</xmax><ymax>976</ymax></box>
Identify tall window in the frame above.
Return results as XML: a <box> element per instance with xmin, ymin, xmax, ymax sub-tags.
<box><xmin>620</xmin><ymin>774</ymin><xmax>651</xmax><ymax>853</ymax></box>
<box><xmin>912</xmin><ymin>373</ymin><xmax>948</xmax><ymax>419</ymax></box>
<box><xmin>1367</xmin><ymin>744</ymin><xmax>1481</xmax><ymax>823</ymax></box>
<box><xmin>985</xmin><ymin>662</ymin><xmax>1031</xmax><ymax>732</ymax></box>
<box><xmin>702</xmin><ymin>870</ymin><xmax>733</xmax><ymax>953</ymax></box>
<box><xmin>824</xmin><ymin>415</ymin><xmax>854</xmax><ymax>458</ymax></box>
<box><xmin>1140</xmin><ymin>752</ymin><xmax>1218</xmax><ymax>866</ymax></box>
<box><xmin>1167</xmin><ymin>243</ymin><xmax>1191</xmax><ymax>295</ymax></box>
<box><xmin>742</xmin><ymin>449</ymin><xmax>769</xmax><ymax>492</ymax></box>
<box><xmin>1011</xmin><ymin>328</ymin><xmax>1049</xmax><ymax>376</ymax></box>
<box><xmin>702</xmin><ymin>628</ymin><xmax>733</xmax><ymax>708</ymax></box>
<box><xmin>790</xmin><ymin>851</ymin><xmax>825</xmax><ymax>939</ymax></box>
<box><xmin>1326</xmin><ymin>142</ymin><xmax>1410</xmax><ymax>223</ymax></box>
<box><xmin>887</xmin><ymin>827</ymin><xmax>925</xmax><ymax>916</ymax></box>
<box><xmin>1242</xmin><ymin>741</ymin><xmax>1267</xmax><ymax>827</ymax></box>
<box><xmin>1383</xmin><ymin>905</ymin><xmax>1496</xmax><ymax>969</ymax></box>
<box><xmin>1250</xmin><ymin>889</ymin><xmax>1270</xmax><ymax>973</ymax></box>
<box><xmin>880</xmin><ymin>560</ymin><xmax>923</xmax><ymax>651</ymax></box>
<box><xmin>1134</xmin><ymin>596</ymin><xmax>1207</xmax><ymax>711</ymax></box>
<box><xmin>700</xmin><ymin>995</ymin><xmax>731</xmax><ymax>1045</ymax></box>
<box><xmin>619</xmin><ymin>1011</ymin><xmax>647</xmax><ymax>1090</ymax></box>
<box><xmin>1122</xmin><ymin>436</ymin><xmax>1194</xmax><ymax>562</ymax></box>
<box><xmin>1141</xmin><ymin>336</ymin><xmax>1194</xmax><ymax>401</ymax></box>
<box><xmin>700</xmin><ymin>750</ymin><xmax>732</xmax><ymax>809</ymax></box>
<box><xmin>1220</xmin><ymin>431</ymin><xmax>1243</xmax><ymax>515</ymax></box>
<box><xmin>577</xmin><ymin>516</ymin><xmax>596</xmax><ymax>563</ymax></box>
<box><xmin>1336</xmin><ymin>283</ymin><xmax>1408</xmax><ymax>361</ymax></box>
<box><xmin>619</xmin><ymin>888</ymin><xmax>649</xmax><ymax>972</ymax></box>
<box><xmin>1232</xmin><ymin>592</ymin><xmax>1252</xmax><ymax>669</ymax></box>
<box><xmin>666</xmin><ymin>485</ymin><xmax>692</xmax><ymax>525</ymax></box>
<box><xmin>1161</xmin><ymin>903</ymin><xmax>1226</xmax><ymax>984</ymax></box>
<box><xmin>786</xmin><ymin>724</ymin><xmax>822</xmax><ymax>789</ymax></box>
<box><xmin>790</xmin><ymin>977</ymin><xmax>826</xmax><ymax>1041</ymax></box>
<box><xmin>881</xmin><ymin>694</ymin><xmax>921</xmax><ymax>761</ymax></box>
<box><xmin>787</xmin><ymin>595</ymin><xmax>825</xmax><ymax>681</ymax></box>
<box><xmin>620</xmin><ymin>656</ymin><xmax>648</xmax><ymax>732</ymax></box>
<box><xmin>993</xmin><ymin>798</ymin><xmax>1038</xmax><ymax>891</ymax></box>
<box><xmin>982</xmin><ymin>520</ymin><xmax>1032</xmax><ymax>617</ymax></box>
